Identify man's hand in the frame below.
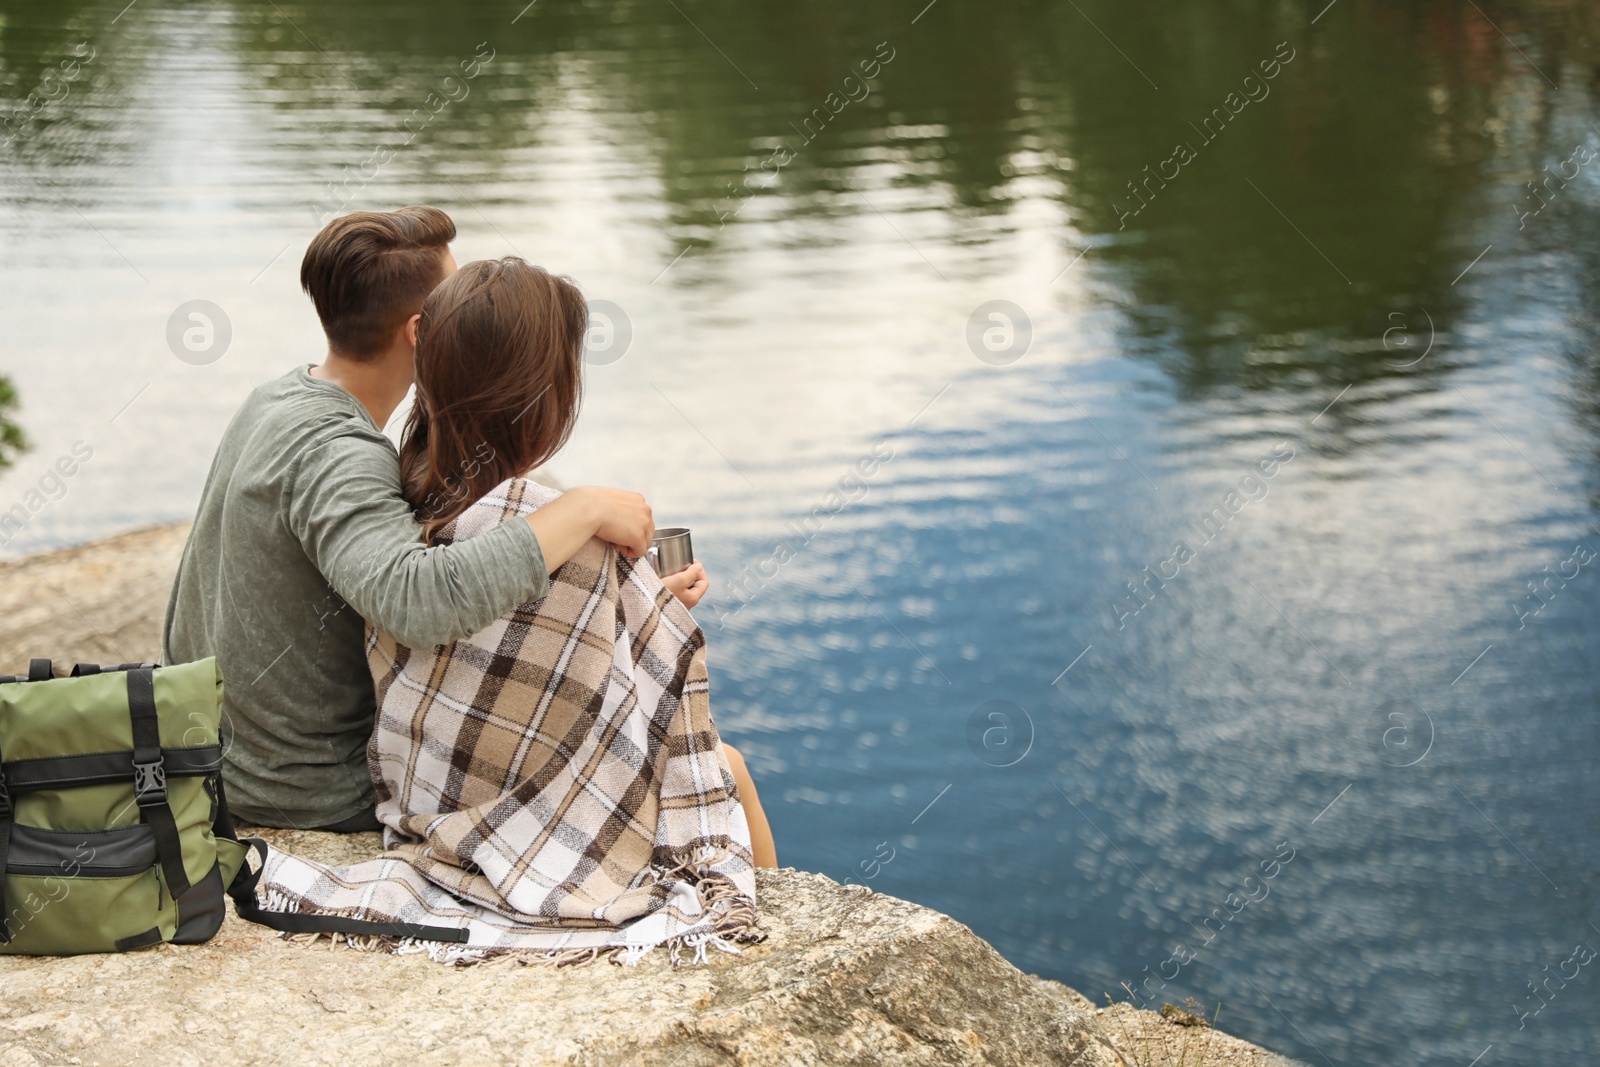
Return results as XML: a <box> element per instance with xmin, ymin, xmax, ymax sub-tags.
<box><xmin>578</xmin><ymin>487</ymin><xmax>654</xmax><ymax>558</ymax></box>
<box><xmin>661</xmin><ymin>559</ymin><xmax>709</xmax><ymax>610</ymax></box>
<box><xmin>527</xmin><ymin>486</ymin><xmax>653</xmax><ymax>572</ymax></box>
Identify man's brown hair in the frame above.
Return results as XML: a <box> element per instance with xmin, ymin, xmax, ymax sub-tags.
<box><xmin>300</xmin><ymin>206</ymin><xmax>457</xmax><ymax>359</ymax></box>
<box><xmin>399</xmin><ymin>257</ymin><xmax>587</xmax><ymax>544</ymax></box>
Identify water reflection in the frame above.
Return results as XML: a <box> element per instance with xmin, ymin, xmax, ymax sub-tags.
<box><xmin>1569</xmin><ymin>217</ymin><xmax>1600</xmax><ymax>513</ymax></box>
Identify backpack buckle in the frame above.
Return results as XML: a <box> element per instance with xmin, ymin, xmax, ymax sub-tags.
<box><xmin>132</xmin><ymin>759</ymin><xmax>167</xmax><ymax>807</ymax></box>
<box><xmin>0</xmin><ymin>769</ymin><xmax>11</xmax><ymax>820</ymax></box>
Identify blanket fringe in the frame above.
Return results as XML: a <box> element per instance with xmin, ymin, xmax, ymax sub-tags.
<box><xmin>277</xmin><ymin>922</ymin><xmax>760</xmax><ymax>968</ymax></box>
<box><xmin>255</xmin><ymin>861</ymin><xmax>763</xmax><ymax>969</ymax></box>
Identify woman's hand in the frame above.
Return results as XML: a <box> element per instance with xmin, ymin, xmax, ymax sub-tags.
<box><xmin>661</xmin><ymin>559</ymin><xmax>709</xmax><ymax>610</ymax></box>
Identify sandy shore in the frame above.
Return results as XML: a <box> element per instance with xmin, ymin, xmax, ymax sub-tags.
<box><xmin>0</xmin><ymin>522</ymin><xmax>189</xmax><ymax>674</ymax></box>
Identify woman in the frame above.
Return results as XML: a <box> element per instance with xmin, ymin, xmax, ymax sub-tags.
<box><xmin>255</xmin><ymin>258</ymin><xmax>774</xmax><ymax>962</ymax></box>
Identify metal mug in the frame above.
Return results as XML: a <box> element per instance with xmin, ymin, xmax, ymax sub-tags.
<box><xmin>646</xmin><ymin>527</ymin><xmax>694</xmax><ymax>577</ymax></box>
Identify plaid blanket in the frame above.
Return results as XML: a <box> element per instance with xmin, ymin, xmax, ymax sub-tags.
<box><xmin>252</xmin><ymin>477</ymin><xmax>759</xmax><ymax>964</ymax></box>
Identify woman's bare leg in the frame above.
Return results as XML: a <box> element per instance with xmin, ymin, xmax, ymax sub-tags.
<box><xmin>721</xmin><ymin>743</ymin><xmax>777</xmax><ymax>868</ymax></box>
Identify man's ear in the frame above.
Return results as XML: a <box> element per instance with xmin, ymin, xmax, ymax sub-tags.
<box><xmin>405</xmin><ymin>313</ymin><xmax>422</xmax><ymax>350</ymax></box>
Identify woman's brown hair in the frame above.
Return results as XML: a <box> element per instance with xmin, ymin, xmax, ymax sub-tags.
<box><xmin>399</xmin><ymin>257</ymin><xmax>587</xmax><ymax>544</ymax></box>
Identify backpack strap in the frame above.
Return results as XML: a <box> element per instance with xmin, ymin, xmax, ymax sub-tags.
<box><xmin>211</xmin><ymin>768</ymin><xmax>241</xmax><ymax>844</ymax></box>
<box><xmin>71</xmin><ymin>663</ymin><xmax>158</xmax><ymax>678</ymax></box>
<box><xmin>27</xmin><ymin>660</ymin><xmax>51</xmax><ymax>682</ymax></box>
<box><xmin>126</xmin><ymin>668</ymin><xmax>190</xmax><ymax>900</ymax></box>
<box><xmin>0</xmin><ymin>743</ymin><xmax>11</xmax><ymax>944</ymax></box>
<box><xmin>225</xmin><ymin>839</ymin><xmax>469</xmax><ymax>944</ymax></box>
<box><xmin>207</xmin><ymin>778</ymin><xmax>466</xmax><ymax>944</ymax></box>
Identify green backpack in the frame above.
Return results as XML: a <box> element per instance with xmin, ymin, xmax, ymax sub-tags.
<box><xmin>0</xmin><ymin>657</ymin><xmax>469</xmax><ymax>955</ymax></box>
<box><xmin>0</xmin><ymin>657</ymin><xmax>251</xmax><ymax>952</ymax></box>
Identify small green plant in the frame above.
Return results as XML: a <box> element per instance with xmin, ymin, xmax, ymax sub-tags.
<box><xmin>0</xmin><ymin>375</ymin><xmax>27</xmax><ymax>471</ymax></box>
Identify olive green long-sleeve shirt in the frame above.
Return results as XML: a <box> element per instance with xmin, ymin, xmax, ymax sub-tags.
<box><xmin>164</xmin><ymin>366</ymin><xmax>549</xmax><ymax>827</ymax></box>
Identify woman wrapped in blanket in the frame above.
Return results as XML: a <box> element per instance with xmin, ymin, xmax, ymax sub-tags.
<box><xmin>342</xmin><ymin>256</ymin><xmax>776</xmax><ymax>958</ymax></box>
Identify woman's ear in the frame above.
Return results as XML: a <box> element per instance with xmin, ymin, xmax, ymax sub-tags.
<box><xmin>405</xmin><ymin>313</ymin><xmax>422</xmax><ymax>350</ymax></box>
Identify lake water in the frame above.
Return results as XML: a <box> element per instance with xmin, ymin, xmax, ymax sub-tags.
<box><xmin>3</xmin><ymin>1</ymin><xmax>1599</xmax><ymax>1062</ymax></box>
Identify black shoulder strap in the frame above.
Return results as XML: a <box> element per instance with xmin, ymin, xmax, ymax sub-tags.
<box><xmin>210</xmin><ymin>783</ymin><xmax>465</xmax><ymax>944</ymax></box>
<box><xmin>126</xmin><ymin>668</ymin><xmax>190</xmax><ymax>900</ymax></box>
<box><xmin>73</xmin><ymin>663</ymin><xmax>158</xmax><ymax>677</ymax></box>
<box><xmin>225</xmin><ymin>839</ymin><xmax>468</xmax><ymax>944</ymax></box>
<box><xmin>0</xmin><ymin>738</ymin><xmax>11</xmax><ymax>944</ymax></box>
<box><xmin>27</xmin><ymin>660</ymin><xmax>51</xmax><ymax>682</ymax></box>
<box><xmin>211</xmin><ymin>768</ymin><xmax>242</xmax><ymax>844</ymax></box>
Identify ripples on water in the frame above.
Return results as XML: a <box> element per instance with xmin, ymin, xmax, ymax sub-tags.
<box><xmin>2</xmin><ymin>1</ymin><xmax>1599</xmax><ymax>1062</ymax></box>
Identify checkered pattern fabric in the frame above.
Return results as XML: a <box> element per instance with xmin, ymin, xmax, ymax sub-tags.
<box><xmin>253</xmin><ymin>478</ymin><xmax>758</xmax><ymax>963</ymax></box>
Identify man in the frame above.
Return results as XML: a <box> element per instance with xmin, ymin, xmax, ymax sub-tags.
<box><xmin>164</xmin><ymin>206</ymin><xmax>654</xmax><ymax>830</ymax></box>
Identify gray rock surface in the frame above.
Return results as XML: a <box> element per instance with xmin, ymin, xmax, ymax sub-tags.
<box><xmin>2</xmin><ymin>829</ymin><xmax>1127</xmax><ymax>1067</ymax></box>
<box><xmin>0</xmin><ymin>526</ymin><xmax>1306</xmax><ymax>1067</ymax></box>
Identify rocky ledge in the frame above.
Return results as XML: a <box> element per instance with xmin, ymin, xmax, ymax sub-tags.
<box><xmin>0</xmin><ymin>526</ymin><xmax>1304</xmax><ymax>1067</ymax></box>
